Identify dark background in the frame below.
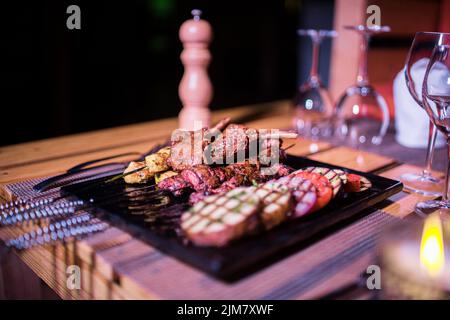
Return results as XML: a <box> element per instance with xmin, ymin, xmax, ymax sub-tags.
<box><xmin>2</xmin><ymin>0</ymin><xmax>334</xmax><ymax>146</ymax></box>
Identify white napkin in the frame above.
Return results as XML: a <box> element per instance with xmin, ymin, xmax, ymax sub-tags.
<box><xmin>393</xmin><ymin>58</ymin><xmax>446</xmax><ymax>148</ymax></box>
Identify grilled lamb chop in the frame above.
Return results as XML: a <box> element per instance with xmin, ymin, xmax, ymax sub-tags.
<box><xmin>167</xmin><ymin>118</ymin><xmax>296</xmax><ymax>171</ymax></box>
<box><xmin>204</xmin><ymin>124</ymin><xmax>296</xmax><ymax>165</ymax></box>
<box><xmin>167</xmin><ymin>118</ymin><xmax>231</xmax><ymax>171</ymax></box>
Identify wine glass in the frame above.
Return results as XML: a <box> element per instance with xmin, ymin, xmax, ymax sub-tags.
<box><xmin>416</xmin><ymin>44</ymin><xmax>450</xmax><ymax>216</ymax></box>
<box><xmin>293</xmin><ymin>29</ymin><xmax>337</xmax><ymax>140</ymax></box>
<box><xmin>399</xmin><ymin>32</ymin><xmax>450</xmax><ymax>196</ymax></box>
<box><xmin>335</xmin><ymin>25</ymin><xmax>390</xmax><ymax>150</ymax></box>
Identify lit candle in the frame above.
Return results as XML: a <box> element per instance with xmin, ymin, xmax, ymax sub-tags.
<box><xmin>420</xmin><ymin>214</ymin><xmax>445</xmax><ymax>277</ymax></box>
<box><xmin>379</xmin><ymin>214</ymin><xmax>450</xmax><ymax>299</ymax></box>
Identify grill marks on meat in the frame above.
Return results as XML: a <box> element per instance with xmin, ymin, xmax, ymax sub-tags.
<box><xmin>254</xmin><ymin>182</ymin><xmax>292</xmax><ymax>229</ymax></box>
<box><xmin>181</xmin><ymin>176</ymin><xmax>317</xmax><ymax>247</ymax></box>
<box><xmin>181</xmin><ymin>187</ymin><xmax>261</xmax><ymax>247</ymax></box>
<box><xmin>178</xmin><ymin>164</ymin><xmax>375</xmax><ymax>247</ymax></box>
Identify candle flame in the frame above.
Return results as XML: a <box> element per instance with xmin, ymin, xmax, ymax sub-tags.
<box><xmin>420</xmin><ymin>214</ymin><xmax>445</xmax><ymax>277</ymax></box>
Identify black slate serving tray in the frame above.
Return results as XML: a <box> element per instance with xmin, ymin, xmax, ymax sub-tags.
<box><xmin>62</xmin><ymin>155</ymin><xmax>402</xmax><ymax>281</ymax></box>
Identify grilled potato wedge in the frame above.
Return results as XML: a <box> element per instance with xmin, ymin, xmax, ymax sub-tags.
<box><xmin>145</xmin><ymin>147</ymin><xmax>171</xmax><ymax>173</ymax></box>
<box><xmin>123</xmin><ymin>161</ymin><xmax>153</xmax><ymax>184</ymax></box>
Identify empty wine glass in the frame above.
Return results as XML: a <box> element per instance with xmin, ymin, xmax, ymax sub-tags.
<box><xmin>293</xmin><ymin>29</ymin><xmax>337</xmax><ymax>140</ymax></box>
<box><xmin>416</xmin><ymin>44</ymin><xmax>450</xmax><ymax>216</ymax></box>
<box><xmin>399</xmin><ymin>32</ymin><xmax>450</xmax><ymax>196</ymax></box>
<box><xmin>335</xmin><ymin>25</ymin><xmax>390</xmax><ymax>149</ymax></box>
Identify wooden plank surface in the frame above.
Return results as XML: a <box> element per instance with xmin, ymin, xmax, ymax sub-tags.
<box><xmin>0</xmin><ymin>101</ymin><xmax>292</xmax><ymax>185</ymax></box>
<box><xmin>0</xmin><ymin>99</ymin><xmax>439</xmax><ymax>300</ymax></box>
<box><xmin>308</xmin><ymin>146</ymin><xmax>397</xmax><ymax>172</ymax></box>
<box><xmin>0</xmin><ymin>102</ymin><xmax>286</xmax><ymax>169</ymax></box>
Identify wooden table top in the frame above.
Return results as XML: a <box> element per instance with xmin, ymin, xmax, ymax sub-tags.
<box><xmin>0</xmin><ymin>100</ymin><xmax>441</xmax><ymax>299</ymax></box>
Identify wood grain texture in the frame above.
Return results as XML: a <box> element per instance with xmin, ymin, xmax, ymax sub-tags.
<box><xmin>308</xmin><ymin>146</ymin><xmax>396</xmax><ymax>172</ymax></box>
<box><xmin>0</xmin><ymin>99</ymin><xmax>421</xmax><ymax>300</ymax></box>
<box><xmin>377</xmin><ymin>164</ymin><xmax>442</xmax><ymax>218</ymax></box>
<box><xmin>0</xmin><ymin>101</ymin><xmax>292</xmax><ymax>186</ymax></box>
<box><xmin>284</xmin><ymin>138</ymin><xmax>332</xmax><ymax>157</ymax></box>
<box><xmin>379</xmin><ymin>163</ymin><xmax>445</xmax><ymax>180</ymax></box>
<box><xmin>0</xmin><ymin>101</ymin><xmax>290</xmax><ymax>170</ymax></box>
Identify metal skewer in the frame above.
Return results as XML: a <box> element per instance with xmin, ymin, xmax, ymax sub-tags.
<box><xmin>0</xmin><ymin>166</ymin><xmax>149</xmax><ymax>219</ymax></box>
<box><xmin>0</xmin><ymin>182</ymin><xmax>162</xmax><ymax>226</ymax></box>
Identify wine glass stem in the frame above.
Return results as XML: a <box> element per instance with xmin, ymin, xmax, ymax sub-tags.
<box><xmin>423</xmin><ymin>120</ymin><xmax>438</xmax><ymax>177</ymax></box>
<box><xmin>356</xmin><ymin>33</ymin><xmax>369</xmax><ymax>86</ymax></box>
<box><xmin>444</xmin><ymin>138</ymin><xmax>450</xmax><ymax>201</ymax></box>
<box><xmin>309</xmin><ymin>37</ymin><xmax>321</xmax><ymax>84</ymax></box>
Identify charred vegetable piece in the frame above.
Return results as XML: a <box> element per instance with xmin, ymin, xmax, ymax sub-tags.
<box><xmin>254</xmin><ymin>182</ymin><xmax>291</xmax><ymax>229</ymax></box>
<box><xmin>155</xmin><ymin>170</ymin><xmax>178</xmax><ymax>184</ymax></box>
<box><xmin>302</xmin><ymin>167</ymin><xmax>346</xmax><ymax>197</ymax></box>
<box><xmin>145</xmin><ymin>147</ymin><xmax>171</xmax><ymax>173</ymax></box>
<box><xmin>181</xmin><ymin>187</ymin><xmax>261</xmax><ymax>247</ymax></box>
<box><xmin>345</xmin><ymin>174</ymin><xmax>372</xmax><ymax>192</ymax></box>
<box><xmin>123</xmin><ymin>161</ymin><xmax>153</xmax><ymax>184</ymax></box>
<box><xmin>290</xmin><ymin>171</ymin><xmax>332</xmax><ymax>211</ymax></box>
<box><xmin>276</xmin><ymin>175</ymin><xmax>317</xmax><ymax>217</ymax></box>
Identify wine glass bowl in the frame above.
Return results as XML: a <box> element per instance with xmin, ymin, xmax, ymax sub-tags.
<box><xmin>335</xmin><ymin>85</ymin><xmax>388</xmax><ymax>146</ymax></box>
<box><xmin>294</xmin><ymin>85</ymin><xmax>334</xmax><ymax>138</ymax></box>
<box><xmin>335</xmin><ymin>25</ymin><xmax>390</xmax><ymax>148</ymax></box>
<box><xmin>398</xmin><ymin>32</ymin><xmax>450</xmax><ymax>196</ymax></box>
<box><xmin>416</xmin><ymin>44</ymin><xmax>450</xmax><ymax>216</ymax></box>
<box><xmin>293</xmin><ymin>29</ymin><xmax>336</xmax><ymax>139</ymax></box>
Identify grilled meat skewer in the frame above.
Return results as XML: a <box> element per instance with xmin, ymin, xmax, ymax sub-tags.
<box><xmin>168</xmin><ymin>122</ymin><xmax>296</xmax><ymax>171</ymax></box>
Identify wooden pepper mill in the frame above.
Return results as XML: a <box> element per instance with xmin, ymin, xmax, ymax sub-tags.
<box><xmin>178</xmin><ymin>9</ymin><xmax>213</xmax><ymax>130</ymax></box>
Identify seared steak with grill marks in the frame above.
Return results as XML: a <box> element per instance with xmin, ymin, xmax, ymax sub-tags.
<box><xmin>181</xmin><ymin>187</ymin><xmax>261</xmax><ymax>247</ymax></box>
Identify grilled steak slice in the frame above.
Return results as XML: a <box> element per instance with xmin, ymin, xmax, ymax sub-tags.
<box><xmin>157</xmin><ymin>175</ymin><xmax>191</xmax><ymax>196</ymax></box>
<box><xmin>255</xmin><ymin>182</ymin><xmax>292</xmax><ymax>229</ymax></box>
<box><xmin>161</xmin><ymin>161</ymin><xmax>290</xmax><ymax>200</ymax></box>
<box><xmin>180</xmin><ymin>165</ymin><xmax>221</xmax><ymax>192</ymax></box>
<box><xmin>181</xmin><ymin>187</ymin><xmax>261</xmax><ymax>247</ymax></box>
